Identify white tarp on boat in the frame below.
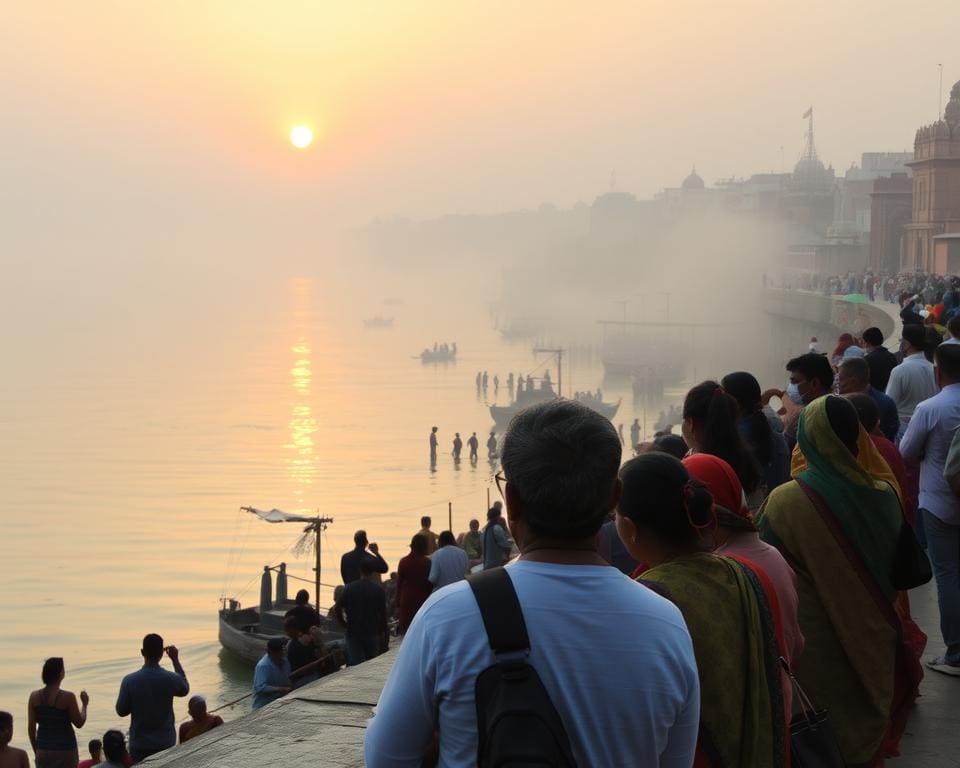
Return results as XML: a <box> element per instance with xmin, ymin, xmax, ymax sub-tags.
<box><xmin>243</xmin><ymin>506</ymin><xmax>317</xmax><ymax>524</ymax></box>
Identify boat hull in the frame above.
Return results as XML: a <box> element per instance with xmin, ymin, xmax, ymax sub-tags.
<box><xmin>218</xmin><ymin>608</ymin><xmax>346</xmax><ymax>665</ymax></box>
<box><xmin>490</xmin><ymin>397</ymin><xmax>620</xmax><ymax>426</ymax></box>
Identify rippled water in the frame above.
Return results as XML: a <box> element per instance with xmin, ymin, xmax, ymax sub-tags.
<box><xmin>2</xmin><ymin>264</ymin><xmax>678</xmax><ymax>750</ymax></box>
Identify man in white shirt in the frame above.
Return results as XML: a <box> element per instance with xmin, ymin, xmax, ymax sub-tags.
<box><xmin>364</xmin><ymin>400</ymin><xmax>699</xmax><ymax>767</ymax></box>
<box><xmin>900</xmin><ymin>342</ymin><xmax>960</xmax><ymax>675</ymax></box>
<box><xmin>428</xmin><ymin>531</ymin><xmax>468</xmax><ymax>590</ymax></box>
<box><xmin>886</xmin><ymin>324</ymin><xmax>937</xmax><ymax>439</ymax></box>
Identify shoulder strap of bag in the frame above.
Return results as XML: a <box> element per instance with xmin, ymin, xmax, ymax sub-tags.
<box><xmin>467</xmin><ymin>567</ymin><xmax>530</xmax><ymax>654</ymax></box>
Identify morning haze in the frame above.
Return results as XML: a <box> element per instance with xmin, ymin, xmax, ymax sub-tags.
<box><xmin>0</xmin><ymin>0</ymin><xmax>956</xmax><ymax>761</ymax></box>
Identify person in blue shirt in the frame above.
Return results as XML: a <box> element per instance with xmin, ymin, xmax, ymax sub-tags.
<box><xmin>365</xmin><ymin>400</ymin><xmax>699</xmax><ymax>767</ymax></box>
<box><xmin>837</xmin><ymin>357</ymin><xmax>901</xmax><ymax>441</ymax></box>
<box><xmin>115</xmin><ymin>634</ymin><xmax>189</xmax><ymax>763</ymax></box>
<box><xmin>252</xmin><ymin>638</ymin><xmax>291</xmax><ymax>710</ymax></box>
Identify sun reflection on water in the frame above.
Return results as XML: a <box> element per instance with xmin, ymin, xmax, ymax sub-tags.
<box><xmin>285</xmin><ymin>285</ymin><xmax>319</xmax><ymax>508</ymax></box>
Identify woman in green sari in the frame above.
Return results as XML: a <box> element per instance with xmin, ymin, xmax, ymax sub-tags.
<box><xmin>757</xmin><ymin>395</ymin><xmax>912</xmax><ymax>767</ymax></box>
<box><xmin>617</xmin><ymin>452</ymin><xmax>787</xmax><ymax>768</ymax></box>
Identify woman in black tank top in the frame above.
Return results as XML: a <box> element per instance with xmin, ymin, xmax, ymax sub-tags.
<box><xmin>27</xmin><ymin>657</ymin><xmax>88</xmax><ymax>768</ymax></box>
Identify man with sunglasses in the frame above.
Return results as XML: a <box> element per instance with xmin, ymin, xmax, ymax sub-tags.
<box><xmin>365</xmin><ymin>400</ymin><xmax>698</xmax><ymax>767</ymax></box>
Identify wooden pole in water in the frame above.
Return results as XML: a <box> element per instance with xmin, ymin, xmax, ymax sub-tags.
<box><xmin>448</xmin><ymin>501</ymin><xmax>453</xmax><ymax>533</ymax></box>
<box><xmin>486</xmin><ymin>487</ymin><xmax>490</xmax><ymax>512</ymax></box>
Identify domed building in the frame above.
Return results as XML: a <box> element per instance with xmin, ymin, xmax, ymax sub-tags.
<box><xmin>681</xmin><ymin>167</ymin><xmax>705</xmax><ymax>191</ymax></box>
<box><xmin>905</xmin><ymin>79</ymin><xmax>960</xmax><ymax>273</ymax></box>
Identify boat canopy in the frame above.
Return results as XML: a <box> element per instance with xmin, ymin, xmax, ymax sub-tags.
<box><xmin>243</xmin><ymin>506</ymin><xmax>318</xmax><ymax>524</ymax></box>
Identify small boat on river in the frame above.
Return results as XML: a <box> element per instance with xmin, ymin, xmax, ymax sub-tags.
<box><xmin>219</xmin><ymin>508</ymin><xmax>345</xmax><ymax>667</ymax></box>
<box><xmin>363</xmin><ymin>315</ymin><xmax>394</xmax><ymax>329</ymax></box>
<box><xmin>419</xmin><ymin>342</ymin><xmax>457</xmax><ymax>363</ymax></box>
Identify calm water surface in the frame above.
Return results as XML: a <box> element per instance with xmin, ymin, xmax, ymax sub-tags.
<box><xmin>1</xmin><ymin>266</ymin><xmax>670</xmax><ymax>749</ymax></box>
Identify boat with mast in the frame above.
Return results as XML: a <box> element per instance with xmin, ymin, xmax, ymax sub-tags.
<box><xmin>219</xmin><ymin>507</ymin><xmax>345</xmax><ymax>664</ymax></box>
<box><xmin>489</xmin><ymin>348</ymin><xmax>620</xmax><ymax>426</ymax></box>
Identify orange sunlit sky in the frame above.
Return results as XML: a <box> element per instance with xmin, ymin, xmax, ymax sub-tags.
<box><xmin>1</xmin><ymin>1</ymin><xmax>956</xmax><ymax>231</ymax></box>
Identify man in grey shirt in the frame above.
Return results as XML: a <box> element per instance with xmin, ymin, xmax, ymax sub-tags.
<box><xmin>116</xmin><ymin>634</ymin><xmax>189</xmax><ymax>762</ymax></box>
<box><xmin>482</xmin><ymin>504</ymin><xmax>511</xmax><ymax>570</ymax></box>
<box><xmin>886</xmin><ymin>324</ymin><xmax>937</xmax><ymax>438</ymax></box>
<box><xmin>428</xmin><ymin>531</ymin><xmax>469</xmax><ymax>589</ymax></box>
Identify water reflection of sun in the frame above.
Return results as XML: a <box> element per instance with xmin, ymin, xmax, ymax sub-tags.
<box><xmin>285</xmin><ymin>335</ymin><xmax>318</xmax><ymax>507</ymax></box>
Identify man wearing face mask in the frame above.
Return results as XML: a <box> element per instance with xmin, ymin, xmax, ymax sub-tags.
<box><xmin>773</xmin><ymin>353</ymin><xmax>835</xmax><ymax>448</ymax></box>
<box><xmin>886</xmin><ymin>324</ymin><xmax>937</xmax><ymax>441</ymax></box>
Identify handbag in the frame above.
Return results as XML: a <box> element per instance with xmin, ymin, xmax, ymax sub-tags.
<box><xmin>780</xmin><ymin>657</ymin><xmax>845</xmax><ymax>768</ymax></box>
<box><xmin>891</xmin><ymin>516</ymin><xmax>932</xmax><ymax>591</ymax></box>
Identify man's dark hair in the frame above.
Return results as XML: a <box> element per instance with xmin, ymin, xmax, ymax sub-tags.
<box><xmin>88</xmin><ymin>739</ymin><xmax>102</xmax><ymax>757</ymax></box>
<box><xmin>0</xmin><ymin>711</ymin><xmax>11</xmax><ymax>731</ymax></box>
<box><xmin>839</xmin><ymin>357</ymin><xmax>870</xmax><ymax>386</ymax></box>
<box><xmin>902</xmin><ymin>324</ymin><xmax>926</xmax><ymax>352</ymax></box>
<box><xmin>295</xmin><ymin>589</ymin><xmax>309</xmax><ymax>604</ymax></box>
<box><xmin>936</xmin><ymin>342</ymin><xmax>960</xmax><ymax>381</ymax></box>
<box><xmin>266</xmin><ymin>637</ymin><xmax>285</xmax><ymax>652</ymax></box>
<box><xmin>102</xmin><ymin>730</ymin><xmax>126</xmax><ymax>762</ymax></box>
<box><xmin>142</xmin><ymin>633</ymin><xmax>164</xmax><ymax>661</ymax></box>
<box><xmin>786</xmin><ymin>353</ymin><xmax>834</xmax><ymax>392</ymax></box>
<box><xmin>41</xmin><ymin>657</ymin><xmax>64</xmax><ymax>685</ymax></box>
<box><xmin>948</xmin><ymin>316</ymin><xmax>960</xmax><ymax>339</ymax></box>
<box><xmin>438</xmin><ymin>530</ymin><xmax>455</xmax><ymax>547</ymax></box>
<box><xmin>501</xmin><ymin>400</ymin><xmax>621</xmax><ymax>539</ymax></box>
<box><xmin>845</xmin><ymin>392</ymin><xmax>880</xmax><ymax>433</ymax></box>
<box><xmin>862</xmin><ymin>327</ymin><xmax>884</xmax><ymax>347</ymax></box>
<box><xmin>353</xmin><ymin>530</ymin><xmax>367</xmax><ymax>547</ymax></box>
<box><xmin>283</xmin><ymin>616</ymin><xmax>300</xmax><ymax>633</ymax></box>
<box><xmin>487</xmin><ymin>507</ymin><xmax>500</xmax><ymax>522</ymax></box>
<box><xmin>420</xmin><ymin>516</ymin><xmax>431</xmax><ymax>527</ymax></box>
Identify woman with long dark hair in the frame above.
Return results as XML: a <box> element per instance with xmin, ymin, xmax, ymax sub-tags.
<box><xmin>721</xmin><ymin>371</ymin><xmax>790</xmax><ymax>495</ymax></box>
<box><xmin>681</xmin><ymin>380</ymin><xmax>761</xmax><ymax>500</ymax></box>
<box><xmin>616</xmin><ymin>453</ymin><xmax>787</xmax><ymax>767</ymax></box>
<box><xmin>27</xmin><ymin>658</ymin><xmax>88</xmax><ymax>768</ymax></box>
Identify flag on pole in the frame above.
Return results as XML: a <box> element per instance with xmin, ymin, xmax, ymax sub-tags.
<box><xmin>802</xmin><ymin>107</ymin><xmax>812</xmax><ymax>119</ymax></box>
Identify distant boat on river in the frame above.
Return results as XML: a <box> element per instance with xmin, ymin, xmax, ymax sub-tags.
<box><xmin>363</xmin><ymin>315</ymin><xmax>394</xmax><ymax>329</ymax></box>
<box><xmin>419</xmin><ymin>343</ymin><xmax>457</xmax><ymax>363</ymax></box>
<box><xmin>490</xmin><ymin>383</ymin><xmax>620</xmax><ymax>426</ymax></box>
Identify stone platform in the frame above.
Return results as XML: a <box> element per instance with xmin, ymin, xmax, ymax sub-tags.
<box><xmin>145</xmin><ymin>578</ymin><xmax>960</xmax><ymax>767</ymax></box>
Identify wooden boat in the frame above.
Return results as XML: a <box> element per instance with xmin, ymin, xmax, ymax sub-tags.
<box><xmin>419</xmin><ymin>345</ymin><xmax>457</xmax><ymax>363</ymax></box>
<box><xmin>219</xmin><ymin>600</ymin><xmax>345</xmax><ymax>665</ymax></box>
<box><xmin>490</xmin><ymin>386</ymin><xmax>620</xmax><ymax>426</ymax></box>
<box><xmin>363</xmin><ymin>316</ymin><xmax>394</xmax><ymax>329</ymax></box>
<box><xmin>490</xmin><ymin>348</ymin><xmax>619</xmax><ymax>425</ymax></box>
<box><xmin>219</xmin><ymin>508</ymin><xmax>344</xmax><ymax>666</ymax></box>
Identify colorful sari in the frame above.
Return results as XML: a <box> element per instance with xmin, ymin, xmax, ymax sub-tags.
<box><xmin>758</xmin><ymin>396</ymin><xmax>918</xmax><ymax>765</ymax></box>
<box><xmin>642</xmin><ymin>553</ymin><xmax>787</xmax><ymax>768</ymax></box>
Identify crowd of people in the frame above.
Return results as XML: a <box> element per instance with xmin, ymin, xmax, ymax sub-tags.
<box><xmin>0</xmin><ymin>636</ymin><xmax>212</xmax><ymax>768</ymax></box>
<box><xmin>364</xmin><ymin>307</ymin><xmax>960</xmax><ymax>767</ymax></box>
<box><xmin>429</xmin><ymin>426</ymin><xmax>498</xmax><ymax>465</ymax></box>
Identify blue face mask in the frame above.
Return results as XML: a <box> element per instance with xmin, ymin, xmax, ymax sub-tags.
<box><xmin>786</xmin><ymin>382</ymin><xmax>804</xmax><ymax>405</ymax></box>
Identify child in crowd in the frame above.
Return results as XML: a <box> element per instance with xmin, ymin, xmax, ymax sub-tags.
<box><xmin>0</xmin><ymin>712</ymin><xmax>29</xmax><ymax>768</ymax></box>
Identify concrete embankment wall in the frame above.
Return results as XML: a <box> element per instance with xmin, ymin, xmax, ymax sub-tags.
<box><xmin>143</xmin><ymin>648</ymin><xmax>398</xmax><ymax>768</ymax></box>
<box><xmin>761</xmin><ymin>288</ymin><xmax>896</xmax><ymax>342</ymax></box>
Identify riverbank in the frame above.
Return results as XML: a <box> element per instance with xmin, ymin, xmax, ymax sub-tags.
<box><xmin>145</xmin><ymin>579</ymin><xmax>959</xmax><ymax>767</ymax></box>
<box><xmin>143</xmin><ymin>647</ymin><xmax>397</xmax><ymax>767</ymax></box>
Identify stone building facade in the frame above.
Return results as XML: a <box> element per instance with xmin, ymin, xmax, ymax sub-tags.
<box><xmin>905</xmin><ymin>80</ymin><xmax>960</xmax><ymax>272</ymax></box>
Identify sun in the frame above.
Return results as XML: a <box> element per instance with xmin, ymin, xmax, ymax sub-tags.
<box><xmin>289</xmin><ymin>125</ymin><xmax>314</xmax><ymax>149</ymax></box>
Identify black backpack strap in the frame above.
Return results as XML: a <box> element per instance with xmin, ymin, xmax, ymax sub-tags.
<box><xmin>467</xmin><ymin>567</ymin><xmax>530</xmax><ymax>654</ymax></box>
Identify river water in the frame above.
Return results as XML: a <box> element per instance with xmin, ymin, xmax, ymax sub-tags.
<box><xmin>2</xmin><ymin>261</ymin><xmax>694</xmax><ymax>750</ymax></box>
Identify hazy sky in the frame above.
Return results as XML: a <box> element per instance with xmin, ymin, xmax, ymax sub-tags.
<box><xmin>1</xmin><ymin>1</ymin><xmax>956</xmax><ymax>232</ymax></box>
